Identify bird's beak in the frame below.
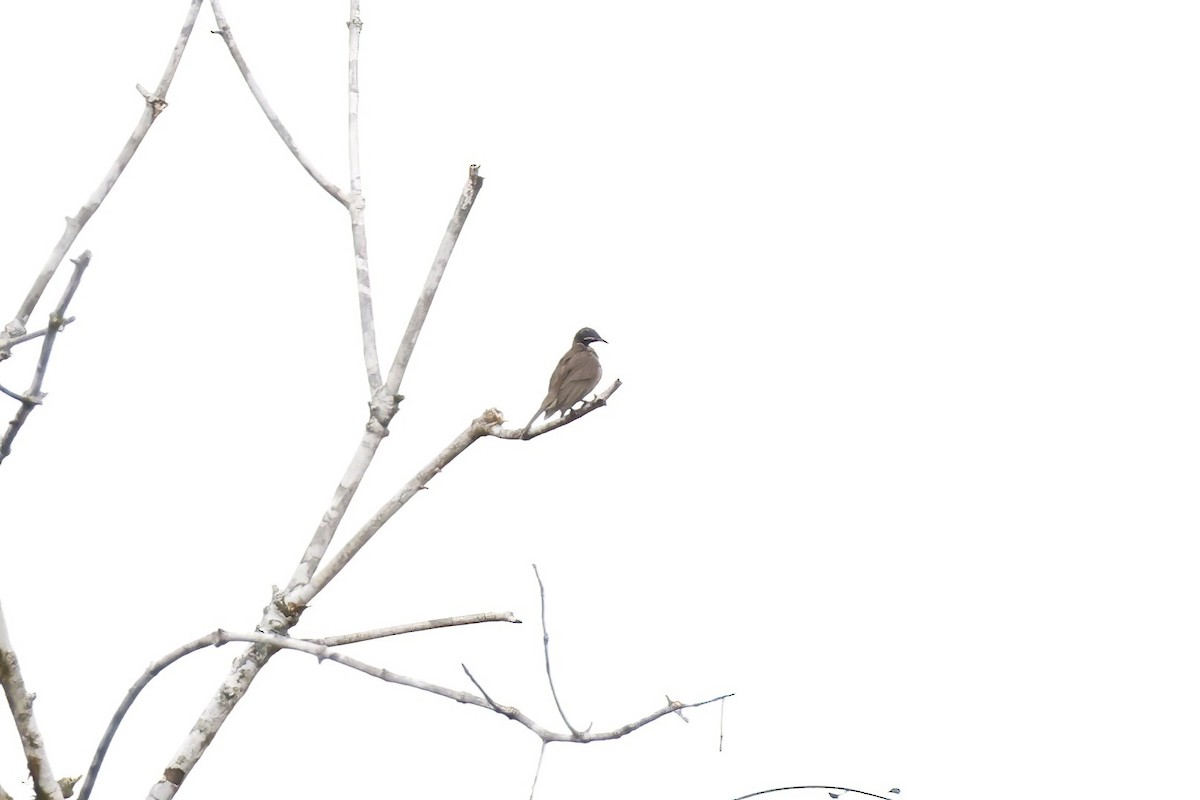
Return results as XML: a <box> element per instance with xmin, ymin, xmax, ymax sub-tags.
<box><xmin>598</xmin><ymin>337</ymin><xmax>608</xmax><ymax>343</ymax></box>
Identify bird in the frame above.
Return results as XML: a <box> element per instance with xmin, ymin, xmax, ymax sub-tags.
<box><xmin>521</xmin><ymin>327</ymin><xmax>606</xmax><ymax>439</ymax></box>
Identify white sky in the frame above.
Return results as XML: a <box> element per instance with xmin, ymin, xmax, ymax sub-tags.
<box><xmin>2</xmin><ymin>2</ymin><xmax>1198</xmax><ymax>799</ymax></box>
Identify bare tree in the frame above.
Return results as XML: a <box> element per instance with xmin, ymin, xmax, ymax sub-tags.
<box><xmin>0</xmin><ymin>3</ymin><xmax>727</xmax><ymax>799</ymax></box>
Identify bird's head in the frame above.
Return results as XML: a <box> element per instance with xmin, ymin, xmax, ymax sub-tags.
<box><xmin>574</xmin><ymin>327</ymin><xmax>607</xmax><ymax>346</ymax></box>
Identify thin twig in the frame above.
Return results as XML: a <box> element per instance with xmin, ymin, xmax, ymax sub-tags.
<box><xmin>0</xmin><ymin>317</ymin><xmax>75</xmax><ymax>360</ymax></box>
<box><xmin>308</xmin><ymin>611</ymin><xmax>520</xmax><ymax>647</ymax></box>
<box><xmin>528</xmin><ymin>741</ymin><xmax>548</xmax><ymax>800</ymax></box>
<box><xmin>461</xmin><ymin>664</ymin><xmax>500</xmax><ymax>710</ymax></box>
<box><xmin>495</xmin><ymin>379</ymin><xmax>623</xmax><ymax>440</ymax></box>
<box><xmin>731</xmin><ymin>787</ymin><xmax>899</xmax><ymax>800</ymax></box>
<box><xmin>1</xmin><ymin>252</ymin><xmax>91</xmax><ymax>464</ymax></box>
<box><xmin>345</xmin><ymin>0</ymin><xmax>381</xmax><ymax>393</ymax></box>
<box><xmin>720</xmin><ymin>695</ymin><xmax>725</xmax><ymax>751</ymax></box>
<box><xmin>0</xmin><ymin>0</ymin><xmax>202</xmax><ymax>345</ymax></box>
<box><xmin>533</xmin><ymin>565</ymin><xmax>588</xmax><ymax>736</ymax></box>
<box><xmin>0</xmin><ymin>383</ymin><xmax>27</xmax><ymax>403</ymax></box>
<box><xmin>209</xmin><ymin>0</ymin><xmax>350</xmax><ymax>206</ymax></box>
<box><xmin>0</xmin><ymin>601</ymin><xmax>64</xmax><ymax>800</ymax></box>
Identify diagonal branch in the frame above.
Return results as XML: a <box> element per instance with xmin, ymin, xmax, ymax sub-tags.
<box><xmin>294</xmin><ymin>407</ymin><xmax>501</xmax><ymax>605</ymax></box>
<box><xmin>0</xmin><ymin>601</ymin><xmax>64</xmax><ymax>800</ymax></box>
<box><xmin>376</xmin><ymin>166</ymin><xmax>484</xmax><ymax>412</ymax></box>
<box><xmin>0</xmin><ymin>0</ymin><xmax>203</xmax><ymax>347</ymax></box>
<box><xmin>209</xmin><ymin>0</ymin><xmax>350</xmax><ymax>206</ymax></box>
<box><xmin>1</xmin><ymin>252</ymin><xmax>92</xmax><ymax>465</ymax></box>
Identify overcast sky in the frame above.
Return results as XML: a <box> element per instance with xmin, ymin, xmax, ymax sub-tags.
<box><xmin>2</xmin><ymin>2</ymin><xmax>1198</xmax><ymax>799</ymax></box>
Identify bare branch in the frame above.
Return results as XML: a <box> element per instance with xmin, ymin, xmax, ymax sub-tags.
<box><xmin>308</xmin><ymin>611</ymin><xmax>520</xmax><ymax>647</ymax></box>
<box><xmin>377</xmin><ymin>165</ymin><xmax>485</xmax><ymax>413</ymax></box>
<box><xmin>148</xmin><ymin>400</ymin><xmax>499</xmax><ymax>798</ymax></box>
<box><xmin>294</xmin><ymin>408</ymin><xmax>502</xmax><ymax>605</ymax></box>
<box><xmin>0</xmin><ymin>601</ymin><xmax>64</xmax><ymax>800</ymax></box>
<box><xmin>528</xmin><ymin>741</ymin><xmax>548</xmax><ymax>800</ymax></box>
<box><xmin>494</xmin><ymin>379</ymin><xmax>623</xmax><ymax>441</ymax></box>
<box><xmin>1</xmin><ymin>252</ymin><xmax>92</xmax><ymax>465</ymax></box>
<box><xmin>345</xmin><ymin>1</ymin><xmax>381</xmax><ymax>393</ymax></box>
<box><xmin>0</xmin><ymin>780</ymin><xmax>12</xmax><ymax>800</ymax></box>
<box><xmin>115</xmin><ymin>619</ymin><xmax>727</xmax><ymax>800</ymax></box>
<box><xmin>533</xmin><ymin>565</ymin><xmax>588</xmax><ymax>736</ymax></box>
<box><xmin>0</xmin><ymin>0</ymin><xmax>203</xmax><ymax>345</ymax></box>
<box><xmin>461</xmin><ymin>664</ymin><xmax>501</xmax><ymax>710</ymax></box>
<box><xmin>209</xmin><ymin>0</ymin><xmax>350</xmax><ymax>206</ymax></box>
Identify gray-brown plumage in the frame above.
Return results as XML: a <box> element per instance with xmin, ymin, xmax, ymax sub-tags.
<box><xmin>521</xmin><ymin>327</ymin><xmax>606</xmax><ymax>439</ymax></box>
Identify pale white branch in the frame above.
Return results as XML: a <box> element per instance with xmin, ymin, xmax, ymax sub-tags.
<box><xmin>209</xmin><ymin>0</ymin><xmax>350</xmax><ymax>206</ymax></box>
<box><xmin>345</xmin><ymin>1</ymin><xmax>381</xmax><ymax>393</ymax></box>
<box><xmin>294</xmin><ymin>408</ymin><xmax>502</xmax><ymax>605</ymax></box>
<box><xmin>0</xmin><ymin>0</ymin><xmax>203</xmax><ymax>345</ymax></box>
<box><xmin>307</xmin><ymin>611</ymin><xmax>520</xmax><ymax>647</ymax></box>
<box><xmin>1</xmin><ymin>252</ymin><xmax>92</xmax><ymax>465</ymax></box>
<box><xmin>0</xmin><ymin>601</ymin><xmax>64</xmax><ymax>800</ymax></box>
<box><xmin>376</xmin><ymin>166</ymin><xmax>485</xmax><ymax>414</ymax></box>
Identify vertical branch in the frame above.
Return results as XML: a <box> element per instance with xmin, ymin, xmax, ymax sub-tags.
<box><xmin>1</xmin><ymin>252</ymin><xmax>92</xmax><ymax>465</ymax></box>
<box><xmin>0</xmin><ymin>0</ymin><xmax>203</xmax><ymax>344</ymax></box>
<box><xmin>347</xmin><ymin>1</ymin><xmax>381</xmax><ymax>394</ymax></box>
<box><xmin>0</xmin><ymin>601</ymin><xmax>64</xmax><ymax>800</ymax></box>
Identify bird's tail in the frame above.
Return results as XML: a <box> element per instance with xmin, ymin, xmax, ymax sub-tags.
<box><xmin>520</xmin><ymin>409</ymin><xmax>544</xmax><ymax>440</ymax></box>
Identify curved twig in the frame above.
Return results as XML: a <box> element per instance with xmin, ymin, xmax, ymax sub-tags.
<box><xmin>209</xmin><ymin>0</ymin><xmax>350</xmax><ymax>206</ymax></box>
<box><xmin>732</xmin><ymin>787</ymin><xmax>900</xmax><ymax>800</ymax></box>
<box><xmin>532</xmin><ymin>564</ymin><xmax>588</xmax><ymax>736</ymax></box>
<box><xmin>78</xmin><ymin>633</ymin><xmax>221</xmax><ymax>800</ymax></box>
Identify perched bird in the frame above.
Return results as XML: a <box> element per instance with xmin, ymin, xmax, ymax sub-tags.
<box><xmin>521</xmin><ymin>327</ymin><xmax>607</xmax><ymax>439</ymax></box>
